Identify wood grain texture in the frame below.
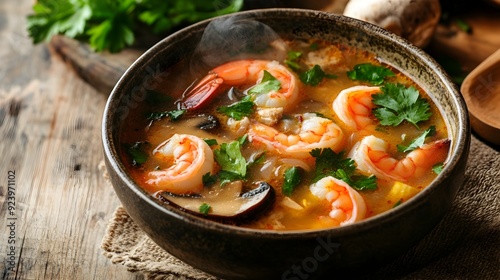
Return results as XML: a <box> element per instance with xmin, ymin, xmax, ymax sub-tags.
<box><xmin>0</xmin><ymin>1</ymin><xmax>141</xmax><ymax>279</ymax></box>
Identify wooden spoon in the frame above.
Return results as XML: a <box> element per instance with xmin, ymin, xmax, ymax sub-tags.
<box><xmin>461</xmin><ymin>48</ymin><xmax>500</xmax><ymax>145</ymax></box>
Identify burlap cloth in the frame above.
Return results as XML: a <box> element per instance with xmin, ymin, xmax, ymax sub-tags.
<box><xmin>100</xmin><ymin>136</ymin><xmax>500</xmax><ymax>279</ymax></box>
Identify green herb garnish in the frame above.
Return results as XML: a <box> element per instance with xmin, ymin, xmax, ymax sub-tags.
<box><xmin>217</xmin><ymin>100</ymin><xmax>254</xmax><ymax>120</ymax></box>
<box><xmin>282</xmin><ymin>167</ymin><xmax>303</xmax><ymax>196</ymax></box>
<box><xmin>284</xmin><ymin>51</ymin><xmax>302</xmax><ymax>72</ymax></box>
<box><xmin>397</xmin><ymin>126</ymin><xmax>437</xmax><ymax>152</ymax></box>
<box><xmin>217</xmin><ymin>170</ymin><xmax>244</xmax><ymax>186</ymax></box>
<box><xmin>126</xmin><ymin>141</ymin><xmax>150</xmax><ymax>166</ymax></box>
<box><xmin>455</xmin><ymin>19</ymin><xmax>471</xmax><ymax>33</ymax></box>
<box><xmin>204</xmin><ymin>139</ymin><xmax>218</xmax><ymax>146</ymax></box>
<box><xmin>202</xmin><ymin>172</ymin><xmax>218</xmax><ymax>187</ymax></box>
<box><xmin>347</xmin><ymin>63</ymin><xmax>395</xmax><ymax>85</ymax></box>
<box><xmin>372</xmin><ymin>83</ymin><xmax>432</xmax><ymax>128</ymax></box>
<box><xmin>300</xmin><ymin>65</ymin><xmax>334</xmax><ymax>86</ymax></box>
<box><xmin>310</xmin><ymin>148</ymin><xmax>377</xmax><ymax>191</ymax></box>
<box><xmin>27</xmin><ymin>0</ymin><xmax>244</xmax><ymax>53</ymax></box>
<box><xmin>148</xmin><ymin>109</ymin><xmax>186</xmax><ymax>121</ymax></box>
<box><xmin>214</xmin><ymin>141</ymin><xmax>247</xmax><ymax>178</ymax></box>
<box><xmin>432</xmin><ymin>163</ymin><xmax>444</xmax><ymax>174</ymax></box>
<box><xmin>199</xmin><ymin>203</ymin><xmax>211</xmax><ymax>215</ymax></box>
<box><xmin>249</xmin><ymin>70</ymin><xmax>281</xmax><ymax>95</ymax></box>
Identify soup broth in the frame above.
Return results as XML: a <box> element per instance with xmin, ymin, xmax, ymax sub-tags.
<box><xmin>121</xmin><ymin>39</ymin><xmax>449</xmax><ymax>231</ymax></box>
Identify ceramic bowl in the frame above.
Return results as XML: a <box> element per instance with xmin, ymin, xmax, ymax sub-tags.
<box><xmin>102</xmin><ymin>9</ymin><xmax>470</xmax><ymax>280</ymax></box>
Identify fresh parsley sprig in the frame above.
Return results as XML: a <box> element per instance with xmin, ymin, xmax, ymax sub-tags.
<box><xmin>310</xmin><ymin>148</ymin><xmax>377</xmax><ymax>191</ymax></box>
<box><xmin>282</xmin><ymin>166</ymin><xmax>303</xmax><ymax>196</ymax></box>
<box><xmin>217</xmin><ymin>100</ymin><xmax>254</xmax><ymax>120</ymax></box>
<box><xmin>397</xmin><ymin>126</ymin><xmax>436</xmax><ymax>152</ymax></box>
<box><xmin>148</xmin><ymin>109</ymin><xmax>186</xmax><ymax>121</ymax></box>
<box><xmin>347</xmin><ymin>63</ymin><xmax>395</xmax><ymax>85</ymax></box>
<box><xmin>300</xmin><ymin>65</ymin><xmax>337</xmax><ymax>86</ymax></box>
<box><xmin>27</xmin><ymin>0</ymin><xmax>244</xmax><ymax>53</ymax></box>
<box><xmin>213</xmin><ymin>140</ymin><xmax>247</xmax><ymax>185</ymax></box>
<box><xmin>248</xmin><ymin>70</ymin><xmax>281</xmax><ymax>95</ymax></box>
<box><xmin>372</xmin><ymin>83</ymin><xmax>432</xmax><ymax>128</ymax></box>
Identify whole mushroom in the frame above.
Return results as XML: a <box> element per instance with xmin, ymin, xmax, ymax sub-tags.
<box><xmin>343</xmin><ymin>0</ymin><xmax>441</xmax><ymax>48</ymax></box>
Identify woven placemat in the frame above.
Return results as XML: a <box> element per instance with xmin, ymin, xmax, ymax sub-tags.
<box><xmin>100</xmin><ymin>136</ymin><xmax>500</xmax><ymax>279</ymax></box>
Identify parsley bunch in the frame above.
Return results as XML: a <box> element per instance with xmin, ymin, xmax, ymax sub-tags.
<box><xmin>27</xmin><ymin>0</ymin><xmax>243</xmax><ymax>53</ymax></box>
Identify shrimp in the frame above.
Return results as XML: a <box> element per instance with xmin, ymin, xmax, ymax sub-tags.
<box><xmin>309</xmin><ymin>176</ymin><xmax>367</xmax><ymax>226</ymax></box>
<box><xmin>332</xmin><ymin>85</ymin><xmax>381</xmax><ymax>131</ymax></box>
<box><xmin>181</xmin><ymin>60</ymin><xmax>300</xmax><ymax>112</ymax></box>
<box><xmin>349</xmin><ymin>135</ymin><xmax>450</xmax><ymax>182</ymax></box>
<box><xmin>146</xmin><ymin>134</ymin><xmax>214</xmax><ymax>194</ymax></box>
<box><xmin>248</xmin><ymin>113</ymin><xmax>345</xmax><ymax>158</ymax></box>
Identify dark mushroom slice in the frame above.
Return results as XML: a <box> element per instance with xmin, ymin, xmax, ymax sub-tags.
<box><xmin>155</xmin><ymin>181</ymin><xmax>275</xmax><ymax>225</ymax></box>
<box><xmin>194</xmin><ymin>114</ymin><xmax>220</xmax><ymax>131</ymax></box>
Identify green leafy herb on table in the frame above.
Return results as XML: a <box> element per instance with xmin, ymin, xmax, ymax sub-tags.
<box><xmin>27</xmin><ymin>0</ymin><xmax>244</xmax><ymax>53</ymax></box>
<box><xmin>397</xmin><ymin>126</ymin><xmax>436</xmax><ymax>152</ymax></box>
<box><xmin>347</xmin><ymin>63</ymin><xmax>395</xmax><ymax>85</ymax></box>
<box><xmin>310</xmin><ymin>148</ymin><xmax>377</xmax><ymax>191</ymax></box>
<box><xmin>372</xmin><ymin>83</ymin><xmax>432</xmax><ymax>128</ymax></box>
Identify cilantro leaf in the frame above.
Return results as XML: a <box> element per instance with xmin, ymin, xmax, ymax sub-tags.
<box><xmin>202</xmin><ymin>172</ymin><xmax>217</xmax><ymax>187</ymax></box>
<box><xmin>347</xmin><ymin>63</ymin><xmax>395</xmax><ymax>85</ymax></box>
<box><xmin>300</xmin><ymin>65</ymin><xmax>329</xmax><ymax>86</ymax></box>
<box><xmin>199</xmin><ymin>203</ymin><xmax>211</xmax><ymax>215</ymax></box>
<box><xmin>125</xmin><ymin>141</ymin><xmax>150</xmax><ymax>166</ymax></box>
<box><xmin>217</xmin><ymin>170</ymin><xmax>244</xmax><ymax>186</ymax></box>
<box><xmin>397</xmin><ymin>126</ymin><xmax>436</xmax><ymax>152</ymax></box>
<box><xmin>311</xmin><ymin>148</ymin><xmax>377</xmax><ymax>191</ymax></box>
<box><xmin>372</xmin><ymin>83</ymin><xmax>432</xmax><ymax>128</ymax></box>
<box><xmin>214</xmin><ymin>141</ymin><xmax>247</xmax><ymax>178</ymax></box>
<box><xmin>217</xmin><ymin>100</ymin><xmax>254</xmax><ymax>120</ymax></box>
<box><xmin>248</xmin><ymin>70</ymin><xmax>281</xmax><ymax>95</ymax></box>
<box><xmin>148</xmin><ymin>109</ymin><xmax>186</xmax><ymax>121</ymax></box>
<box><xmin>204</xmin><ymin>139</ymin><xmax>218</xmax><ymax>146</ymax></box>
<box><xmin>238</xmin><ymin>134</ymin><xmax>249</xmax><ymax>146</ymax></box>
<box><xmin>311</xmin><ymin>148</ymin><xmax>355</xmax><ymax>182</ymax></box>
<box><xmin>432</xmin><ymin>163</ymin><xmax>444</xmax><ymax>174</ymax></box>
<box><xmin>350</xmin><ymin>175</ymin><xmax>377</xmax><ymax>191</ymax></box>
<box><xmin>284</xmin><ymin>51</ymin><xmax>302</xmax><ymax>72</ymax></box>
<box><xmin>282</xmin><ymin>167</ymin><xmax>302</xmax><ymax>196</ymax></box>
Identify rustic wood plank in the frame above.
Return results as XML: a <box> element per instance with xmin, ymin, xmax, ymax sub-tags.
<box><xmin>0</xmin><ymin>1</ymin><xmax>141</xmax><ymax>279</ymax></box>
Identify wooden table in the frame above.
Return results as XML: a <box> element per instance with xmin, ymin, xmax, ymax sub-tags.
<box><xmin>0</xmin><ymin>1</ymin><xmax>498</xmax><ymax>280</ymax></box>
<box><xmin>0</xmin><ymin>1</ymin><xmax>140</xmax><ymax>279</ymax></box>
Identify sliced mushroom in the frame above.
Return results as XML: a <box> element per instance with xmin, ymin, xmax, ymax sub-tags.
<box><xmin>155</xmin><ymin>181</ymin><xmax>276</xmax><ymax>225</ymax></box>
<box><xmin>194</xmin><ymin>114</ymin><xmax>220</xmax><ymax>131</ymax></box>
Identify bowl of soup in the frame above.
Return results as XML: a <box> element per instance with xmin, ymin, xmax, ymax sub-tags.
<box><xmin>102</xmin><ymin>8</ymin><xmax>470</xmax><ymax>279</ymax></box>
